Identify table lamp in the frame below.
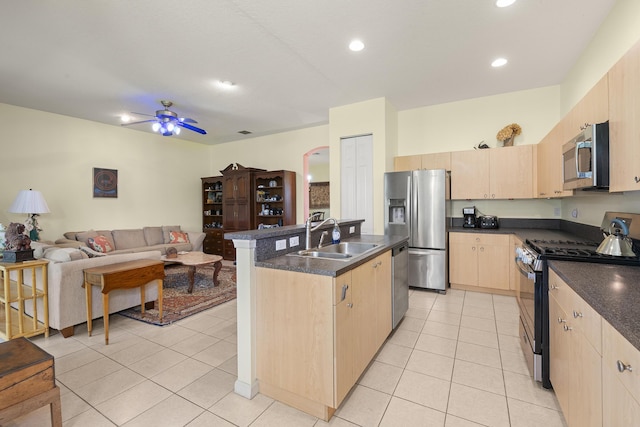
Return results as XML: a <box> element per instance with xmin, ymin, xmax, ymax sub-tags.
<box><xmin>8</xmin><ymin>189</ymin><xmax>50</xmax><ymax>241</ymax></box>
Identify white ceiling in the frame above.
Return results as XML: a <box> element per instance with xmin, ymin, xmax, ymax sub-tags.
<box><xmin>0</xmin><ymin>0</ymin><xmax>616</xmax><ymax>145</ymax></box>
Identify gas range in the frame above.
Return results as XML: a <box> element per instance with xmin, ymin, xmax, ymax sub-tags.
<box><xmin>521</xmin><ymin>238</ymin><xmax>640</xmax><ymax>271</ymax></box>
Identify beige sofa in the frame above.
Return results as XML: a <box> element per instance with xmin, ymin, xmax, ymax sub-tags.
<box><xmin>55</xmin><ymin>225</ymin><xmax>205</xmax><ymax>255</ymax></box>
<box><xmin>12</xmin><ymin>226</ymin><xmax>205</xmax><ymax>337</ymax></box>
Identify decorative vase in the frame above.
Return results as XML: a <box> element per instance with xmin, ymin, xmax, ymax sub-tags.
<box><xmin>503</xmin><ymin>136</ymin><xmax>515</xmax><ymax>147</ymax></box>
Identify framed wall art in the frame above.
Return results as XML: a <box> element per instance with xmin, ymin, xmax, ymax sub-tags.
<box><xmin>309</xmin><ymin>181</ymin><xmax>330</xmax><ymax>209</ymax></box>
<box><xmin>93</xmin><ymin>167</ymin><xmax>118</xmax><ymax>198</ymax></box>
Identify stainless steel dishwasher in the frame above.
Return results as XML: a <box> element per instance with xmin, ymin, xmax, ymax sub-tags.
<box><xmin>392</xmin><ymin>241</ymin><xmax>409</xmax><ymax>329</ymax></box>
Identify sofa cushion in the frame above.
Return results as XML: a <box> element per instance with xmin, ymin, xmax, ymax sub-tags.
<box><xmin>143</xmin><ymin>226</ymin><xmax>164</xmax><ymax>246</ymax></box>
<box><xmin>162</xmin><ymin>225</ymin><xmax>181</xmax><ymax>244</ymax></box>
<box><xmin>76</xmin><ymin>229</ymin><xmax>98</xmax><ymax>243</ymax></box>
<box><xmin>31</xmin><ymin>241</ymin><xmax>55</xmax><ymax>259</ymax></box>
<box><xmin>169</xmin><ymin>231</ymin><xmax>190</xmax><ymax>244</ymax></box>
<box><xmin>87</xmin><ymin>236</ymin><xmax>114</xmax><ymax>253</ymax></box>
<box><xmin>79</xmin><ymin>246</ymin><xmax>108</xmax><ymax>258</ymax></box>
<box><xmin>112</xmin><ymin>229</ymin><xmax>147</xmax><ymax>250</ymax></box>
<box><xmin>43</xmin><ymin>247</ymin><xmax>88</xmax><ymax>263</ymax></box>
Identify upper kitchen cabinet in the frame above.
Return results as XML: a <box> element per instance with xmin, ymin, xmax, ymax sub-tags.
<box><xmin>451</xmin><ymin>145</ymin><xmax>534</xmax><ymax>200</ymax></box>
<box><xmin>608</xmin><ymin>39</ymin><xmax>640</xmax><ymax>193</ymax></box>
<box><xmin>394</xmin><ymin>152</ymin><xmax>451</xmax><ymax>171</ymax></box>
<box><xmin>537</xmin><ymin>123</ymin><xmax>573</xmax><ymax>198</ymax></box>
<box><xmin>565</xmin><ymin>75</ymin><xmax>609</xmax><ymax>135</ymax></box>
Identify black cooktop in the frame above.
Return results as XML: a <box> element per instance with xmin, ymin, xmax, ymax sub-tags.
<box><xmin>526</xmin><ymin>239</ymin><xmax>640</xmax><ymax>266</ymax></box>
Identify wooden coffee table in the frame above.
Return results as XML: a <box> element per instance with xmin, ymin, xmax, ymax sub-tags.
<box><xmin>161</xmin><ymin>252</ymin><xmax>223</xmax><ymax>293</ymax></box>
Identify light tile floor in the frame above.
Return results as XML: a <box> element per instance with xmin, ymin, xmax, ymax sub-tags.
<box><xmin>8</xmin><ymin>288</ymin><xmax>567</xmax><ymax>427</ymax></box>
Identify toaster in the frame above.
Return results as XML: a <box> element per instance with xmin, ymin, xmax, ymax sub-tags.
<box><xmin>479</xmin><ymin>215</ymin><xmax>499</xmax><ymax>229</ymax></box>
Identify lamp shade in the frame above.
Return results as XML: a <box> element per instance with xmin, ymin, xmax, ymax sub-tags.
<box><xmin>8</xmin><ymin>189</ymin><xmax>50</xmax><ymax>214</ymax></box>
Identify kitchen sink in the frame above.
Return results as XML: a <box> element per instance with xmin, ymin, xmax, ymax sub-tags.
<box><xmin>287</xmin><ymin>242</ymin><xmax>380</xmax><ymax>261</ymax></box>
<box><xmin>317</xmin><ymin>242</ymin><xmax>380</xmax><ymax>255</ymax></box>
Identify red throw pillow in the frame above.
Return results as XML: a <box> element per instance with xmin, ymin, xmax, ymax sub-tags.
<box><xmin>87</xmin><ymin>235</ymin><xmax>114</xmax><ymax>253</ymax></box>
<box><xmin>169</xmin><ymin>231</ymin><xmax>189</xmax><ymax>244</ymax></box>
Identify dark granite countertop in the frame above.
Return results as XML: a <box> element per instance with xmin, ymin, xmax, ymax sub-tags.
<box><xmin>449</xmin><ymin>226</ymin><xmax>595</xmax><ymax>243</ymax></box>
<box><xmin>549</xmin><ymin>260</ymin><xmax>640</xmax><ymax>352</ymax></box>
<box><xmin>255</xmin><ymin>234</ymin><xmax>408</xmax><ymax>277</ymax></box>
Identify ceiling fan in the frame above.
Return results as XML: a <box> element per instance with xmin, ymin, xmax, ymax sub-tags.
<box><xmin>121</xmin><ymin>100</ymin><xmax>207</xmax><ymax>136</ymax></box>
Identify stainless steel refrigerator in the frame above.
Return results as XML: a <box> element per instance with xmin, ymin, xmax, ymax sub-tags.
<box><xmin>384</xmin><ymin>169</ymin><xmax>450</xmax><ymax>292</ymax></box>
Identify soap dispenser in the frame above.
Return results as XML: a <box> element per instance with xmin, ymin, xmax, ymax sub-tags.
<box><xmin>332</xmin><ymin>223</ymin><xmax>341</xmax><ymax>244</ymax></box>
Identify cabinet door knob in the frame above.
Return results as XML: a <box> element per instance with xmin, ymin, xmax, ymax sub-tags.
<box><xmin>617</xmin><ymin>360</ymin><xmax>633</xmax><ymax>373</ymax></box>
<box><xmin>549</xmin><ymin>284</ymin><xmax>558</xmax><ymax>291</ymax></box>
<box><xmin>563</xmin><ymin>324</ymin><xmax>572</xmax><ymax>332</ymax></box>
<box><xmin>558</xmin><ymin>317</ymin><xmax>566</xmax><ymax>324</ymax></box>
<box><xmin>572</xmin><ymin>310</ymin><xmax>583</xmax><ymax>318</ymax></box>
<box><xmin>347</xmin><ymin>303</ymin><xmax>353</xmax><ymax>308</ymax></box>
<box><xmin>480</xmin><ymin>247</ymin><xmax>484</xmax><ymax>252</ymax></box>
<box><xmin>635</xmin><ymin>176</ymin><xmax>640</xmax><ymax>183</ymax></box>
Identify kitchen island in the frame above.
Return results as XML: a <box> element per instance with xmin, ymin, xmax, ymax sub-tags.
<box><xmin>225</xmin><ymin>219</ymin><xmax>406</xmax><ymax>420</ymax></box>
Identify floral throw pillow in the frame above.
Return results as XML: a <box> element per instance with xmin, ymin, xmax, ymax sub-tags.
<box><xmin>169</xmin><ymin>231</ymin><xmax>190</xmax><ymax>244</ymax></box>
<box><xmin>87</xmin><ymin>235</ymin><xmax>114</xmax><ymax>253</ymax></box>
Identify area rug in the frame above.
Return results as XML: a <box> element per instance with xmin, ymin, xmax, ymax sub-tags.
<box><xmin>119</xmin><ymin>264</ymin><xmax>236</xmax><ymax>326</ymax></box>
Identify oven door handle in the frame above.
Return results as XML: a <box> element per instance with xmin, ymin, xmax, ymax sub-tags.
<box><xmin>515</xmin><ymin>258</ymin><xmax>536</xmax><ymax>280</ymax></box>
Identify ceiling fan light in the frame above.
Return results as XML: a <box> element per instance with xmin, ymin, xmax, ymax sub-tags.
<box><xmin>174</xmin><ymin>127</ymin><xmax>181</xmax><ymax>135</ymax></box>
<box><xmin>166</xmin><ymin>123</ymin><xmax>175</xmax><ymax>132</ymax></box>
<box><xmin>152</xmin><ymin>122</ymin><xmax>161</xmax><ymax>132</ymax></box>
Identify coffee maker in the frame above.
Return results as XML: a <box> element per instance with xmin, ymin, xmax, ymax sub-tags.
<box><xmin>463</xmin><ymin>206</ymin><xmax>478</xmax><ymax>228</ymax></box>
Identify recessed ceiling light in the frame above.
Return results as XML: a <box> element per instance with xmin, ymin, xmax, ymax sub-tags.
<box><xmin>496</xmin><ymin>0</ymin><xmax>516</xmax><ymax>7</ymax></box>
<box><xmin>216</xmin><ymin>80</ymin><xmax>236</xmax><ymax>89</ymax></box>
<box><xmin>120</xmin><ymin>114</ymin><xmax>132</xmax><ymax>123</ymax></box>
<box><xmin>491</xmin><ymin>58</ymin><xmax>508</xmax><ymax>67</ymax></box>
<box><xmin>349</xmin><ymin>40</ymin><xmax>365</xmax><ymax>52</ymax></box>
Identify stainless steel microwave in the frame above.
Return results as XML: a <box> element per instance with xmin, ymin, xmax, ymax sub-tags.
<box><xmin>562</xmin><ymin>121</ymin><xmax>610</xmax><ymax>190</ymax></box>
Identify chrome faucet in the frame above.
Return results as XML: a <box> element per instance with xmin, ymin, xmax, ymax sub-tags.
<box><xmin>305</xmin><ymin>216</ymin><xmax>337</xmax><ymax>250</ymax></box>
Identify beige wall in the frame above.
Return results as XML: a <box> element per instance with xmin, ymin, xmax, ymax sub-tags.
<box><xmin>210</xmin><ymin>125</ymin><xmax>329</xmax><ymax>224</ymax></box>
<box><xmin>329</xmin><ymin>98</ymin><xmax>393</xmax><ymax>234</ymax></box>
<box><xmin>398</xmin><ymin>85</ymin><xmax>561</xmax><ymax>154</ymax></box>
<box><xmin>0</xmin><ymin>103</ymin><xmax>211</xmax><ymax>240</ymax></box>
<box><xmin>561</xmin><ymin>0</ymin><xmax>640</xmax><ymax>114</ymax></box>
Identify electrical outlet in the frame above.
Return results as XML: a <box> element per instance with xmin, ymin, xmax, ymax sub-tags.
<box><xmin>349</xmin><ymin>226</ymin><xmax>355</xmax><ymax>234</ymax></box>
<box><xmin>289</xmin><ymin>236</ymin><xmax>299</xmax><ymax>247</ymax></box>
<box><xmin>571</xmin><ymin>208</ymin><xmax>579</xmax><ymax>218</ymax></box>
<box><xmin>275</xmin><ymin>239</ymin><xmax>287</xmax><ymax>251</ymax></box>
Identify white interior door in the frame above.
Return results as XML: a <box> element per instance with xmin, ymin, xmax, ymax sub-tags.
<box><xmin>341</xmin><ymin>135</ymin><xmax>373</xmax><ymax>234</ymax></box>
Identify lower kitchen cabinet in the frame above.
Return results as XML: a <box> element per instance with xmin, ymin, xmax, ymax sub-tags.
<box><xmin>449</xmin><ymin>233</ymin><xmax>510</xmax><ymax>291</ymax></box>
<box><xmin>255</xmin><ymin>251</ymin><xmax>392</xmax><ymax>421</ymax></box>
<box><xmin>602</xmin><ymin>319</ymin><xmax>640</xmax><ymax>426</ymax></box>
<box><xmin>548</xmin><ymin>270</ymin><xmax>602</xmax><ymax>427</ymax></box>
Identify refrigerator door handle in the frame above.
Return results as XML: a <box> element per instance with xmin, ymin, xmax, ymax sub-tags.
<box><xmin>407</xmin><ymin>174</ymin><xmax>412</xmax><ymax>245</ymax></box>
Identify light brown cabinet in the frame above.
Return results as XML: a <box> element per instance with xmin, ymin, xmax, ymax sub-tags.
<box><xmin>255</xmin><ymin>251</ymin><xmax>392</xmax><ymax>420</ymax></box>
<box><xmin>565</xmin><ymin>74</ymin><xmax>609</xmax><ymax>136</ymax></box>
<box><xmin>451</xmin><ymin>145</ymin><xmax>534</xmax><ymax>200</ymax></box>
<box><xmin>536</xmin><ymin>123</ymin><xmax>572</xmax><ymax>198</ymax></box>
<box><xmin>548</xmin><ymin>270</ymin><xmax>602</xmax><ymax>427</ymax></box>
<box><xmin>394</xmin><ymin>152</ymin><xmax>451</xmax><ymax>172</ymax></box>
<box><xmin>449</xmin><ymin>233</ymin><xmax>510</xmax><ymax>291</ymax></box>
<box><xmin>608</xmin><ymin>39</ymin><xmax>640</xmax><ymax>193</ymax></box>
<box><xmin>602</xmin><ymin>319</ymin><xmax>640</xmax><ymax>426</ymax></box>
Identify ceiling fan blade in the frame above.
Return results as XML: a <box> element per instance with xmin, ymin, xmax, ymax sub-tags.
<box><xmin>179</xmin><ymin>117</ymin><xmax>197</xmax><ymax>124</ymax></box>
<box><xmin>130</xmin><ymin>112</ymin><xmax>156</xmax><ymax>117</ymax></box>
<box><xmin>178</xmin><ymin>122</ymin><xmax>207</xmax><ymax>135</ymax></box>
<box><xmin>121</xmin><ymin>119</ymin><xmax>157</xmax><ymax>127</ymax></box>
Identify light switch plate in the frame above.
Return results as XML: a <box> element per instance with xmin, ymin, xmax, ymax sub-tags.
<box><xmin>349</xmin><ymin>226</ymin><xmax>355</xmax><ymax>234</ymax></box>
<box><xmin>290</xmin><ymin>236</ymin><xmax>299</xmax><ymax>247</ymax></box>
<box><xmin>276</xmin><ymin>239</ymin><xmax>287</xmax><ymax>250</ymax></box>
